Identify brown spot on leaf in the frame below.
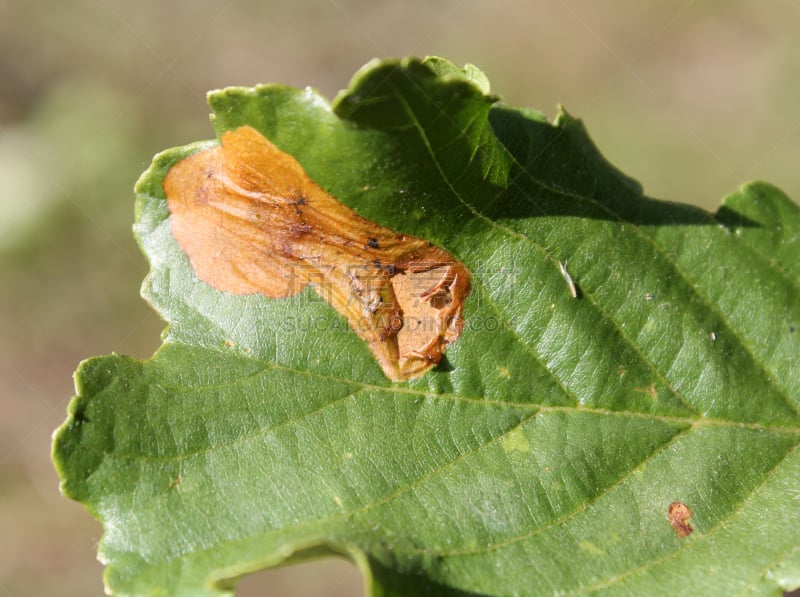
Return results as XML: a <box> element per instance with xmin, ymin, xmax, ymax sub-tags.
<box><xmin>668</xmin><ymin>501</ymin><xmax>694</xmax><ymax>537</ymax></box>
<box><xmin>635</xmin><ymin>383</ymin><xmax>657</xmax><ymax>399</ymax></box>
<box><xmin>164</xmin><ymin>125</ymin><xmax>470</xmax><ymax>381</ymax></box>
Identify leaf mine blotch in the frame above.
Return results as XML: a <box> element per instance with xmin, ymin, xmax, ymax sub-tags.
<box><xmin>163</xmin><ymin>125</ymin><xmax>470</xmax><ymax>381</ymax></box>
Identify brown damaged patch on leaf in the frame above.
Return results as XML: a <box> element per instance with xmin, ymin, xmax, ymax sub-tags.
<box><xmin>163</xmin><ymin>125</ymin><xmax>470</xmax><ymax>381</ymax></box>
<box><xmin>668</xmin><ymin>501</ymin><xmax>694</xmax><ymax>537</ymax></box>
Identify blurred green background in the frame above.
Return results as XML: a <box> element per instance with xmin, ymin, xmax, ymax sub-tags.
<box><xmin>1</xmin><ymin>1</ymin><xmax>798</xmax><ymax>596</ymax></box>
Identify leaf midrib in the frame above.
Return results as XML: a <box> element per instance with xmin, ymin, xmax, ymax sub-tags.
<box><xmin>107</xmin><ymin>344</ymin><xmax>800</xmax><ymax>466</ymax></box>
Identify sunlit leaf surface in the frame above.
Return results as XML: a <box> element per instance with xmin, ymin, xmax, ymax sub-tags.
<box><xmin>53</xmin><ymin>57</ymin><xmax>800</xmax><ymax>597</ymax></box>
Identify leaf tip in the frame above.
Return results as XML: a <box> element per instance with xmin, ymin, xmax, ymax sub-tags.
<box><xmin>554</xmin><ymin>104</ymin><xmax>579</xmax><ymax>127</ymax></box>
<box><xmin>737</xmin><ymin>180</ymin><xmax>792</xmax><ymax>203</ymax></box>
<box><xmin>333</xmin><ymin>55</ymin><xmax>498</xmax><ymax>117</ymax></box>
<box><xmin>420</xmin><ymin>55</ymin><xmax>492</xmax><ymax>95</ymax></box>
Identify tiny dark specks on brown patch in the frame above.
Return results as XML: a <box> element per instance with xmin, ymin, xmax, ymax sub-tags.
<box><xmin>163</xmin><ymin>125</ymin><xmax>471</xmax><ymax>381</ymax></box>
<box><xmin>668</xmin><ymin>501</ymin><xmax>694</xmax><ymax>537</ymax></box>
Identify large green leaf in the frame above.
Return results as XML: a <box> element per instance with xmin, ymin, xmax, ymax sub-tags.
<box><xmin>53</xmin><ymin>57</ymin><xmax>800</xmax><ymax>596</ymax></box>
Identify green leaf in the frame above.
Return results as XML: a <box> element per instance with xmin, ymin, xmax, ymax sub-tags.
<box><xmin>53</xmin><ymin>57</ymin><xmax>800</xmax><ymax>596</ymax></box>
